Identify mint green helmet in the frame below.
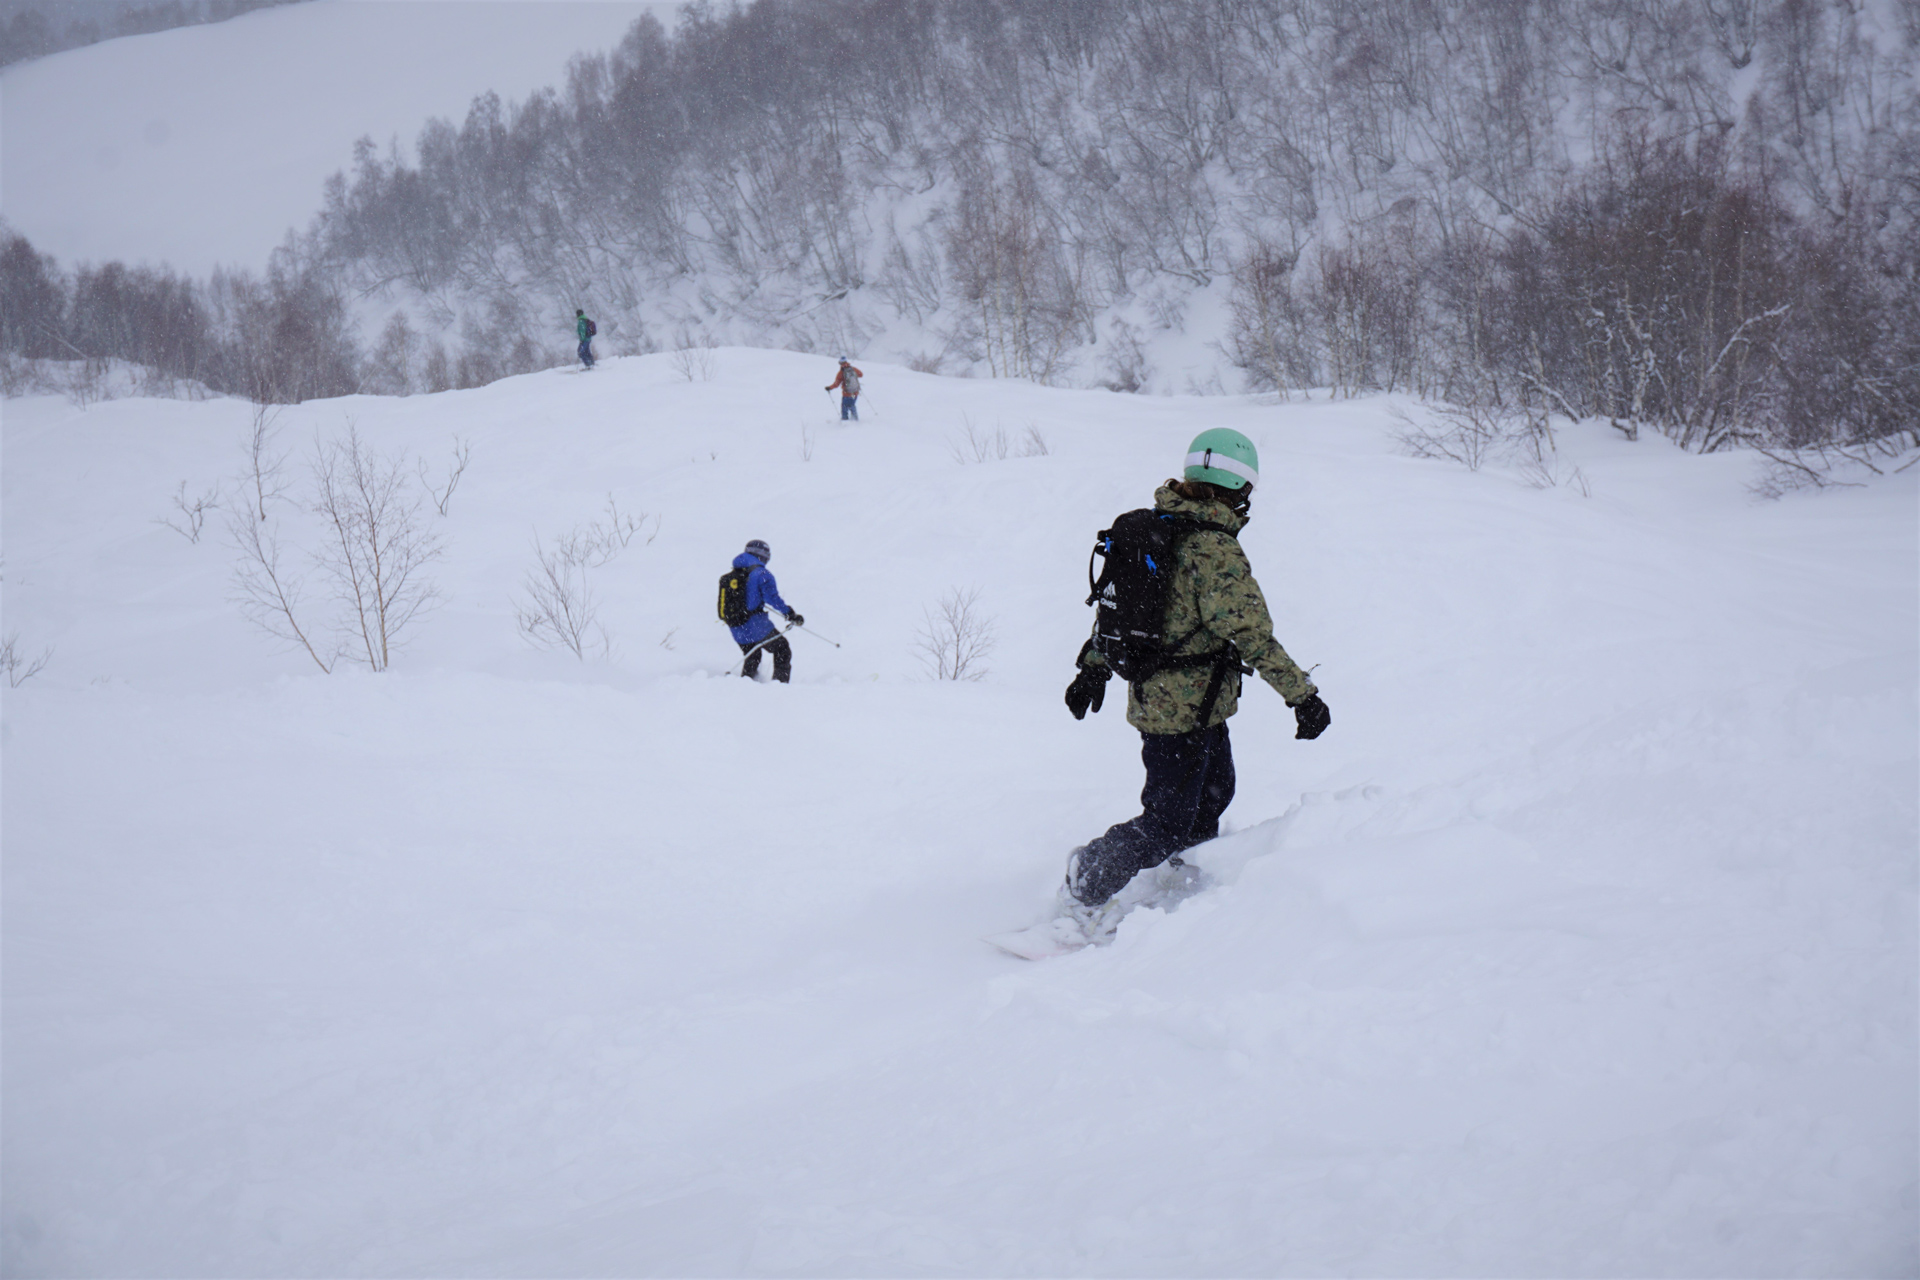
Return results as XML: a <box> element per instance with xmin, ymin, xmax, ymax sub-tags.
<box><xmin>1183</xmin><ymin>428</ymin><xmax>1259</xmax><ymax>491</ymax></box>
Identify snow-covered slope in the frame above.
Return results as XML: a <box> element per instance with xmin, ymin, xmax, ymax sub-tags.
<box><xmin>3</xmin><ymin>357</ymin><xmax>1915</xmax><ymax>1275</ymax></box>
<box><xmin>0</xmin><ymin>0</ymin><xmax>670</xmax><ymax>274</ymax></box>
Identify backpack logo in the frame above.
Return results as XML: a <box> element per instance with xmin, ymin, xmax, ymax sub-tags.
<box><xmin>718</xmin><ymin>565</ymin><xmax>756</xmax><ymax>626</ymax></box>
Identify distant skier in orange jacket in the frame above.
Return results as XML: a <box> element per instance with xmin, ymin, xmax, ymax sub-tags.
<box><xmin>826</xmin><ymin>357</ymin><xmax>863</xmax><ymax>421</ymax></box>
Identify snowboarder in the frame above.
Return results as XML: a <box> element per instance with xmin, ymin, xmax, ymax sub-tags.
<box><xmin>575</xmin><ymin>309</ymin><xmax>596</xmax><ymax>369</ymax></box>
<box><xmin>825</xmin><ymin>356</ymin><xmax>862</xmax><ymax>420</ymax></box>
<box><xmin>1058</xmin><ymin>428</ymin><xmax>1331</xmax><ymax>933</ymax></box>
<box><xmin>720</xmin><ymin>539</ymin><xmax>804</xmax><ymax>683</ymax></box>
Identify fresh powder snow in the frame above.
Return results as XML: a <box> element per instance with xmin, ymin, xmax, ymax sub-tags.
<box><xmin>3</xmin><ymin>351</ymin><xmax>1914</xmax><ymax>1275</ymax></box>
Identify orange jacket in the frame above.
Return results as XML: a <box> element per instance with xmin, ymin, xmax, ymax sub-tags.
<box><xmin>826</xmin><ymin>364</ymin><xmax>863</xmax><ymax>394</ymax></box>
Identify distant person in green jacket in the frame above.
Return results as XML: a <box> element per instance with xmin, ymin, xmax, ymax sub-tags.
<box><xmin>575</xmin><ymin>310</ymin><xmax>596</xmax><ymax>370</ymax></box>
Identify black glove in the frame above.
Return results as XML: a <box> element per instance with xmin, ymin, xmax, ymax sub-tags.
<box><xmin>787</xmin><ymin>612</ymin><xmax>804</xmax><ymax>627</ymax></box>
<box><xmin>1293</xmin><ymin>692</ymin><xmax>1331</xmax><ymax>740</ymax></box>
<box><xmin>1065</xmin><ymin>667</ymin><xmax>1110</xmax><ymax>720</ymax></box>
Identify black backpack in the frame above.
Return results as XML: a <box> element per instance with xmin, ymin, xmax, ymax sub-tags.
<box><xmin>717</xmin><ymin>563</ymin><xmax>758</xmax><ymax>626</ymax></box>
<box><xmin>1085</xmin><ymin>509</ymin><xmax>1233</xmax><ymax>682</ymax></box>
<box><xmin>584</xmin><ymin>317</ymin><xmax>597</xmax><ymax>337</ymax></box>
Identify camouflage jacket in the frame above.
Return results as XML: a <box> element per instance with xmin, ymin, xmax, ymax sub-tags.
<box><xmin>1081</xmin><ymin>483</ymin><xmax>1316</xmax><ymax>735</ymax></box>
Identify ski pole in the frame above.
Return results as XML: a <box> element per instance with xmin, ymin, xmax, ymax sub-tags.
<box><xmin>788</xmin><ymin>620</ymin><xmax>841</xmax><ymax>648</ymax></box>
<box><xmin>731</xmin><ymin>622</ymin><xmax>792</xmax><ymax>675</ymax></box>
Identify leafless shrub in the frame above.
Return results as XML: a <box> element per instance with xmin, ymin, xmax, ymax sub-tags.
<box><xmin>1391</xmin><ymin>402</ymin><xmax>1517</xmax><ymax>472</ymax></box>
<box><xmin>515</xmin><ymin>534</ymin><xmax>609</xmax><ymax>659</ymax></box>
<box><xmin>588</xmin><ymin>494</ymin><xmax>656</xmax><ymax>557</ymax></box>
<box><xmin>1516</xmin><ymin>441</ymin><xmax>1593</xmax><ymax>495</ymax></box>
<box><xmin>949</xmin><ymin>417</ymin><xmax>1009</xmax><ymax>464</ymax></box>
<box><xmin>242</xmin><ymin>401</ymin><xmax>290</xmax><ymax>521</ymax></box>
<box><xmin>904</xmin><ymin>351</ymin><xmax>945</xmax><ymax>375</ymax></box>
<box><xmin>63</xmin><ymin>356</ymin><xmax>111</xmax><ymax>407</ymax></box>
<box><xmin>2</xmin><ymin>632</ymin><xmax>52</xmax><ymax>687</ymax></box>
<box><xmin>229</xmin><ymin>422</ymin><xmax>443</xmax><ymax>674</ymax></box>
<box><xmin>158</xmin><ymin>480</ymin><xmax>220</xmax><ymax>542</ymax></box>
<box><xmin>948</xmin><ymin>417</ymin><xmax>1050</xmax><ymax>464</ymax></box>
<box><xmin>1749</xmin><ymin>440</ymin><xmax>1919</xmax><ymax>500</ymax></box>
<box><xmin>417</xmin><ymin>435</ymin><xmax>471</xmax><ymax>516</ymax></box>
<box><xmin>800</xmin><ymin>423</ymin><xmax>815</xmax><ymax>462</ymax></box>
<box><xmin>1101</xmin><ymin>319</ymin><xmax>1150</xmax><ymax>393</ymax></box>
<box><xmin>228</xmin><ymin>498</ymin><xmax>336</xmax><ymax>673</ymax></box>
<box><xmin>670</xmin><ymin>328</ymin><xmax>717</xmax><ymax>382</ymax></box>
<box><xmin>309</xmin><ymin>424</ymin><xmax>444</xmax><ymax>670</ymax></box>
<box><xmin>514</xmin><ymin>497</ymin><xmax>656</xmax><ymax>659</ymax></box>
<box><xmin>916</xmin><ymin>587</ymin><xmax>995</xmax><ymax>681</ymax></box>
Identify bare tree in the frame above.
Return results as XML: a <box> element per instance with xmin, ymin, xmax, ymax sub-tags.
<box><xmin>669</xmin><ymin>327</ymin><xmax>717</xmax><ymax>381</ymax></box>
<box><xmin>948</xmin><ymin>418</ymin><xmax>1010</xmax><ymax>464</ymax></box>
<box><xmin>514</xmin><ymin>496</ymin><xmax>656</xmax><ymax>659</ymax></box>
<box><xmin>227</xmin><ymin>503</ymin><xmax>336</xmax><ymax>673</ymax></box>
<box><xmin>416</xmin><ymin>435</ymin><xmax>472</xmax><ymax>516</ymax></box>
<box><xmin>916</xmin><ymin>586</ymin><xmax>995</xmax><ymax>681</ymax></box>
<box><xmin>309</xmin><ymin>424</ymin><xmax>443</xmax><ymax>671</ymax></box>
<box><xmin>158</xmin><ymin>480</ymin><xmax>221</xmax><ymax>543</ymax></box>
<box><xmin>242</xmin><ymin>401</ymin><xmax>290</xmax><ymax>521</ymax></box>
<box><xmin>1391</xmin><ymin>402</ymin><xmax>1514</xmax><ymax>472</ymax></box>
<box><xmin>1</xmin><ymin>632</ymin><xmax>52</xmax><ymax>687</ymax></box>
<box><xmin>515</xmin><ymin>534</ymin><xmax>609</xmax><ymax>660</ymax></box>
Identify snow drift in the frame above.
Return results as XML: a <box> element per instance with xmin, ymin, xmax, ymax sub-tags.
<box><xmin>3</xmin><ymin>353</ymin><xmax>1915</xmax><ymax>1276</ymax></box>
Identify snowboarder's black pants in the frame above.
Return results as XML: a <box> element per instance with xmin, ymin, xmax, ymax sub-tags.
<box><xmin>739</xmin><ymin>635</ymin><xmax>792</xmax><ymax>683</ymax></box>
<box><xmin>1072</xmin><ymin>721</ymin><xmax>1235</xmax><ymax>904</ymax></box>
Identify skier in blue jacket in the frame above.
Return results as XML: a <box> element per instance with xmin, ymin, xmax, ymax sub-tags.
<box><xmin>727</xmin><ymin>539</ymin><xmax>803</xmax><ymax>682</ymax></box>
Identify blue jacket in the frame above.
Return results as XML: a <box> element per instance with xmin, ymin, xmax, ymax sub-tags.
<box><xmin>727</xmin><ymin>553</ymin><xmax>794</xmax><ymax>644</ymax></box>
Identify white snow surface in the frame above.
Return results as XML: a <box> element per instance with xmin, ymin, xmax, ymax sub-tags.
<box><xmin>3</xmin><ymin>355</ymin><xmax>1916</xmax><ymax>1276</ymax></box>
<box><xmin>0</xmin><ymin>0</ymin><xmax>669</xmax><ymax>275</ymax></box>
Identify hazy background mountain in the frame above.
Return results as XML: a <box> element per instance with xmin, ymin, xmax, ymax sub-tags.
<box><xmin>3</xmin><ymin>0</ymin><xmax>1915</xmax><ymax>459</ymax></box>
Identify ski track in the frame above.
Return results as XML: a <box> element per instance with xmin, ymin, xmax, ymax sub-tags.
<box><xmin>3</xmin><ymin>351</ymin><xmax>1915</xmax><ymax>1277</ymax></box>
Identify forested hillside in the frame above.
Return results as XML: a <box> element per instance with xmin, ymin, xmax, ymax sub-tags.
<box><xmin>4</xmin><ymin>0</ymin><xmax>1916</xmax><ymax>457</ymax></box>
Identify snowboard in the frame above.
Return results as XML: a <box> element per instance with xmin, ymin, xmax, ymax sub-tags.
<box><xmin>983</xmin><ymin>917</ymin><xmax>1101</xmax><ymax>960</ymax></box>
<box><xmin>984</xmin><ymin>859</ymin><xmax>1211</xmax><ymax>961</ymax></box>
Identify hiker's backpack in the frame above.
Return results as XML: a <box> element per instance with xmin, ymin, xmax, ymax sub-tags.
<box><xmin>1085</xmin><ymin>509</ymin><xmax>1232</xmax><ymax>682</ymax></box>
<box><xmin>717</xmin><ymin>563</ymin><xmax>759</xmax><ymax>627</ymax></box>
<box><xmin>584</xmin><ymin>317</ymin><xmax>597</xmax><ymax>338</ymax></box>
<box><xmin>840</xmin><ymin>366</ymin><xmax>861</xmax><ymax>396</ymax></box>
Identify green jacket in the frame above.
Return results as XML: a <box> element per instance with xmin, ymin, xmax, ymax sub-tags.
<box><xmin>1081</xmin><ymin>483</ymin><xmax>1317</xmax><ymax>735</ymax></box>
<box><xmin>576</xmin><ymin>315</ymin><xmax>591</xmax><ymax>342</ymax></box>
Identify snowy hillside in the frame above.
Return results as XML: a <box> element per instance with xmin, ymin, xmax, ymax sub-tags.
<box><xmin>0</xmin><ymin>0</ymin><xmax>670</xmax><ymax>274</ymax></box>
<box><xmin>3</xmin><ymin>357</ymin><xmax>1916</xmax><ymax>1276</ymax></box>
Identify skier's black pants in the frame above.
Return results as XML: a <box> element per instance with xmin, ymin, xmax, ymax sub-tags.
<box><xmin>739</xmin><ymin>635</ymin><xmax>792</xmax><ymax>683</ymax></box>
<box><xmin>1073</xmin><ymin>721</ymin><xmax>1235</xmax><ymax>904</ymax></box>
